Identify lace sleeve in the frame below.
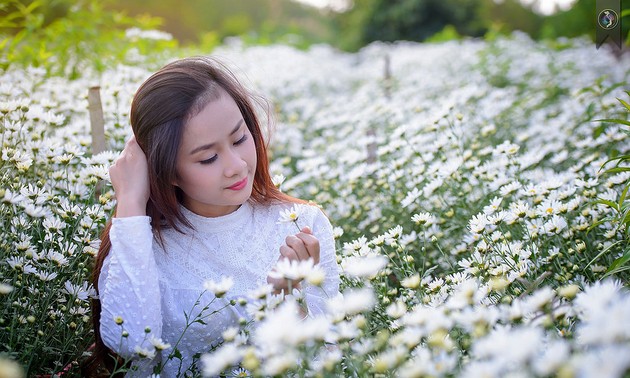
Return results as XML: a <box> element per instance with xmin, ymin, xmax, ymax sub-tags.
<box><xmin>303</xmin><ymin>206</ymin><xmax>340</xmax><ymax>316</ymax></box>
<box><xmin>98</xmin><ymin>216</ymin><xmax>163</xmax><ymax>360</ymax></box>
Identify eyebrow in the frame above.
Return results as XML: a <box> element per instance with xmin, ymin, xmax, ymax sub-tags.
<box><xmin>189</xmin><ymin>120</ymin><xmax>244</xmax><ymax>155</ymax></box>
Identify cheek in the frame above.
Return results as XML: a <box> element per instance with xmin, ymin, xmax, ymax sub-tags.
<box><xmin>176</xmin><ymin>164</ymin><xmax>208</xmax><ymax>188</ymax></box>
<box><xmin>183</xmin><ymin>169</ymin><xmax>220</xmax><ymax>195</ymax></box>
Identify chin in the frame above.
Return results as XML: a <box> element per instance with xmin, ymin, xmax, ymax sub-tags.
<box><xmin>243</xmin><ymin>187</ymin><xmax>254</xmax><ymax>201</ymax></box>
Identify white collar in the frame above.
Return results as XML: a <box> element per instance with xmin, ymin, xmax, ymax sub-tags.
<box><xmin>179</xmin><ymin>200</ymin><xmax>254</xmax><ymax>233</ymax></box>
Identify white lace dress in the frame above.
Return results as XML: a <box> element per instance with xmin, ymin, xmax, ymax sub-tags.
<box><xmin>98</xmin><ymin>200</ymin><xmax>340</xmax><ymax>377</ymax></box>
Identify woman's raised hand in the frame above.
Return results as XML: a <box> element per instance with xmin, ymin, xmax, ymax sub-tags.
<box><xmin>267</xmin><ymin>226</ymin><xmax>320</xmax><ymax>294</ymax></box>
<box><xmin>280</xmin><ymin>226</ymin><xmax>320</xmax><ymax>265</ymax></box>
<box><xmin>109</xmin><ymin>136</ymin><xmax>150</xmax><ymax>217</ymax></box>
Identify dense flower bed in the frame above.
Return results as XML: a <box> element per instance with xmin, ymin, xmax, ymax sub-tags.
<box><xmin>0</xmin><ymin>34</ymin><xmax>629</xmax><ymax>376</ymax></box>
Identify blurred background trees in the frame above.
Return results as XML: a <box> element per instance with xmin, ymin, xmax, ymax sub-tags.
<box><xmin>334</xmin><ymin>0</ymin><xmax>629</xmax><ymax>50</ymax></box>
<box><xmin>1</xmin><ymin>0</ymin><xmax>628</xmax><ymax>72</ymax></box>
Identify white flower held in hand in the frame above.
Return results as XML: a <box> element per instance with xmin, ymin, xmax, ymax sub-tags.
<box><xmin>268</xmin><ymin>257</ymin><xmax>320</xmax><ymax>282</ymax></box>
<box><xmin>277</xmin><ymin>204</ymin><xmax>306</xmax><ymax>232</ymax></box>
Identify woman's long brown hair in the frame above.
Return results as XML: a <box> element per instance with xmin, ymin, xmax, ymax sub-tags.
<box><xmin>82</xmin><ymin>56</ymin><xmax>304</xmax><ymax>376</ymax></box>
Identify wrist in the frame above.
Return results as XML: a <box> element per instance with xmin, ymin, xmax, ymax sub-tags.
<box><xmin>115</xmin><ymin>199</ymin><xmax>147</xmax><ymax>217</ymax></box>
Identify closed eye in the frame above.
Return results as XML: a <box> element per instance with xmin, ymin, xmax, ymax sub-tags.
<box><xmin>200</xmin><ymin>155</ymin><xmax>218</xmax><ymax>165</ymax></box>
<box><xmin>199</xmin><ymin>135</ymin><xmax>247</xmax><ymax>165</ymax></box>
<box><xmin>235</xmin><ymin>134</ymin><xmax>248</xmax><ymax>145</ymax></box>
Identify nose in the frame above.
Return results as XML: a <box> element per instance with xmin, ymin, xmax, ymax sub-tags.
<box><xmin>223</xmin><ymin>148</ymin><xmax>247</xmax><ymax>178</ymax></box>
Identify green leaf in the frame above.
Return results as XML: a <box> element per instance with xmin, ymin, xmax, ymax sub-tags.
<box><xmin>593</xmin><ymin>124</ymin><xmax>606</xmax><ymax>138</ymax></box>
<box><xmin>604</xmin><ymin>265</ymin><xmax>630</xmax><ymax>277</ymax></box>
<box><xmin>622</xmin><ymin>9</ymin><xmax>630</xmax><ymax>17</ymax></box>
<box><xmin>592</xmin><ymin>198</ymin><xmax>619</xmax><ymax>211</ymax></box>
<box><xmin>602</xmin><ymin>167</ymin><xmax>630</xmax><ymax>175</ymax></box>
<box><xmin>603</xmin><ymin>248</ymin><xmax>630</xmax><ymax>278</ymax></box>
<box><xmin>618</xmin><ymin>97</ymin><xmax>630</xmax><ymax>112</ymax></box>
<box><xmin>599</xmin><ymin>154</ymin><xmax>630</xmax><ymax>172</ymax></box>
<box><xmin>0</xmin><ymin>11</ymin><xmax>24</xmax><ymax>27</ymax></box>
<box><xmin>619</xmin><ymin>185</ymin><xmax>629</xmax><ymax>209</ymax></box>
<box><xmin>594</xmin><ymin>118</ymin><xmax>630</xmax><ymax>127</ymax></box>
<box><xmin>585</xmin><ymin>240</ymin><xmax>624</xmax><ymax>270</ymax></box>
<box><xmin>603</xmin><ymin>83</ymin><xmax>626</xmax><ymax>95</ymax></box>
<box><xmin>587</xmin><ymin>217</ymin><xmax>615</xmax><ymax>234</ymax></box>
<box><xmin>173</xmin><ymin>348</ymin><xmax>182</xmax><ymax>360</ymax></box>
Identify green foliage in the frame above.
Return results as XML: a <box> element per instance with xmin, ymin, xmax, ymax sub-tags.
<box><xmin>477</xmin><ymin>0</ymin><xmax>543</xmax><ymax>38</ymax></box>
<box><xmin>360</xmin><ymin>0</ymin><xmax>486</xmax><ymax>44</ymax></box>
<box><xmin>334</xmin><ymin>0</ymin><xmax>626</xmax><ymax>51</ymax></box>
<box><xmin>623</xmin><ymin>8</ymin><xmax>630</xmax><ymax>45</ymax></box>
<box><xmin>101</xmin><ymin>0</ymin><xmax>333</xmax><ymax>48</ymax></box>
<box><xmin>0</xmin><ymin>0</ymin><xmax>177</xmax><ymax>78</ymax></box>
<box><xmin>332</xmin><ymin>0</ymin><xmax>551</xmax><ymax>50</ymax></box>
<box><xmin>0</xmin><ymin>97</ymin><xmax>111</xmax><ymax>375</ymax></box>
<box><xmin>328</xmin><ymin>0</ymin><xmax>377</xmax><ymax>51</ymax></box>
<box><xmin>541</xmin><ymin>0</ymin><xmax>630</xmax><ymax>44</ymax></box>
<box><xmin>594</xmin><ymin>92</ymin><xmax>630</xmax><ymax>278</ymax></box>
<box><xmin>425</xmin><ymin>24</ymin><xmax>462</xmax><ymax>42</ymax></box>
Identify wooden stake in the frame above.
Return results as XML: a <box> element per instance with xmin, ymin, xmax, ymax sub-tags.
<box><xmin>365</xmin><ymin>54</ymin><xmax>391</xmax><ymax>165</ymax></box>
<box><xmin>383</xmin><ymin>53</ymin><xmax>391</xmax><ymax>99</ymax></box>
<box><xmin>88</xmin><ymin>86</ymin><xmax>105</xmax><ymax>155</ymax></box>
<box><xmin>88</xmin><ymin>86</ymin><xmax>106</xmax><ymax>198</ymax></box>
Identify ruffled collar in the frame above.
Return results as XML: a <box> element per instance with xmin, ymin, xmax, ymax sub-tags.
<box><xmin>179</xmin><ymin>200</ymin><xmax>254</xmax><ymax>233</ymax></box>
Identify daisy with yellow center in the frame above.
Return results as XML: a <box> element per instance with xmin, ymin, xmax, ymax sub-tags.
<box><xmin>277</xmin><ymin>204</ymin><xmax>305</xmax><ymax>232</ymax></box>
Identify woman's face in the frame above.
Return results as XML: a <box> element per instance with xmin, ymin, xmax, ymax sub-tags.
<box><xmin>174</xmin><ymin>91</ymin><xmax>257</xmax><ymax>217</ymax></box>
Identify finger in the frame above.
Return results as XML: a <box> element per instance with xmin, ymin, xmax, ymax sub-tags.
<box><xmin>119</xmin><ymin>140</ymin><xmax>147</xmax><ymax>166</ymax></box>
<box><xmin>285</xmin><ymin>235</ymin><xmax>310</xmax><ymax>260</ymax></box>
<box><xmin>267</xmin><ymin>275</ymin><xmax>285</xmax><ymax>294</ymax></box>
<box><xmin>123</xmin><ymin>135</ymin><xmax>142</xmax><ymax>152</ymax></box>
<box><xmin>295</xmin><ymin>232</ymin><xmax>320</xmax><ymax>264</ymax></box>
<box><xmin>279</xmin><ymin>244</ymin><xmax>299</xmax><ymax>261</ymax></box>
<box><xmin>125</xmin><ymin>143</ymin><xmax>140</xmax><ymax>156</ymax></box>
<box><xmin>266</xmin><ymin>275</ymin><xmax>301</xmax><ymax>295</ymax></box>
<box><xmin>301</xmin><ymin>226</ymin><xmax>312</xmax><ymax>234</ymax></box>
<box><xmin>126</xmin><ymin>134</ymin><xmax>137</xmax><ymax>146</ymax></box>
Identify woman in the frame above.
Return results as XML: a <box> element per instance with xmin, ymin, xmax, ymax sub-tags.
<box><xmin>84</xmin><ymin>56</ymin><xmax>340</xmax><ymax>376</ymax></box>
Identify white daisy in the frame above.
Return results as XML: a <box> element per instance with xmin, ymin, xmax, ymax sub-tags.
<box><xmin>203</xmin><ymin>276</ymin><xmax>234</xmax><ymax>298</ymax></box>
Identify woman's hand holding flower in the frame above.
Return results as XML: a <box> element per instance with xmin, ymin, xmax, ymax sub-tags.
<box><xmin>268</xmin><ymin>226</ymin><xmax>320</xmax><ymax>294</ymax></box>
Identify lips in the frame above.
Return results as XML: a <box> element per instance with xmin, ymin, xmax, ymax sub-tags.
<box><xmin>227</xmin><ymin>177</ymin><xmax>248</xmax><ymax>190</ymax></box>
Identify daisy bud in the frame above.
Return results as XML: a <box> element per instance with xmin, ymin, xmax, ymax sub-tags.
<box><xmin>557</xmin><ymin>284</ymin><xmax>580</xmax><ymax>299</ymax></box>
